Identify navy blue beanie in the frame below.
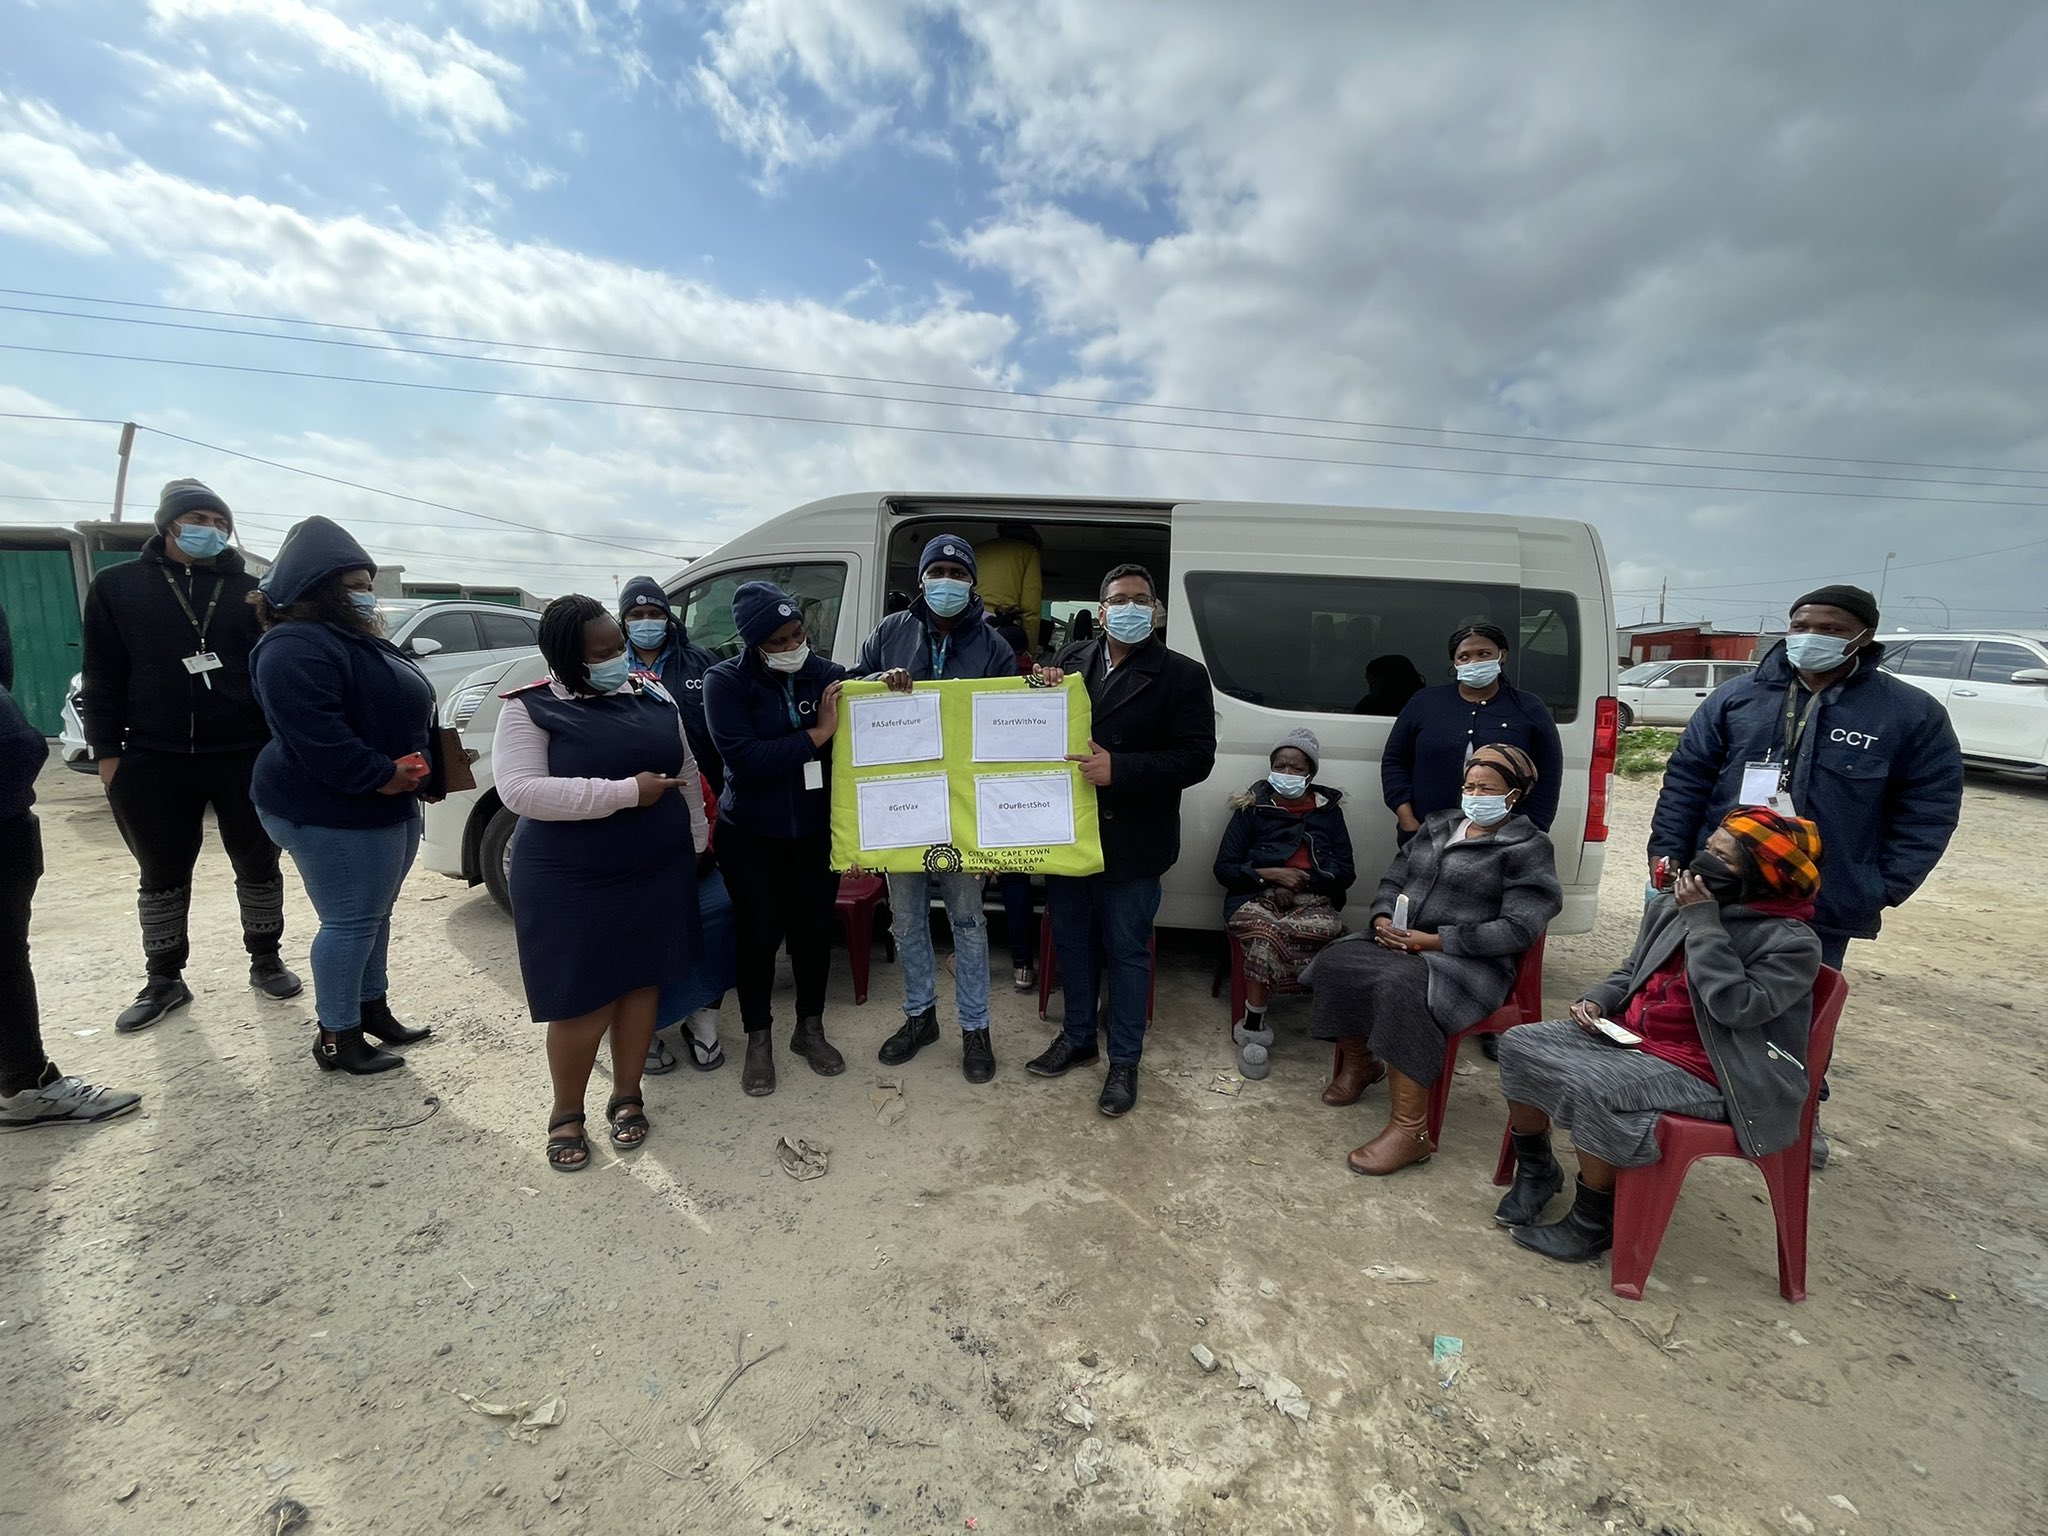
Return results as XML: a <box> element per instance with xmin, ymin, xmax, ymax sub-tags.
<box><xmin>618</xmin><ymin>575</ymin><xmax>675</xmax><ymax>622</ymax></box>
<box><xmin>732</xmin><ymin>581</ymin><xmax>802</xmax><ymax>649</ymax></box>
<box><xmin>919</xmin><ymin>533</ymin><xmax>977</xmax><ymax>581</ymax></box>
<box><xmin>155</xmin><ymin>478</ymin><xmax>233</xmax><ymax>535</ymax></box>
<box><xmin>260</xmin><ymin>516</ymin><xmax>375</xmax><ymax>607</ymax></box>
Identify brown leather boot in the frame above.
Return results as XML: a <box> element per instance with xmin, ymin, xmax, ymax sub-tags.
<box><xmin>1322</xmin><ymin>1036</ymin><xmax>1387</xmax><ymax>1106</ymax></box>
<box><xmin>1346</xmin><ymin>1069</ymin><xmax>1435</xmax><ymax>1175</ymax></box>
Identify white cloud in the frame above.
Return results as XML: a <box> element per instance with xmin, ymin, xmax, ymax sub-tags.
<box><xmin>110</xmin><ymin>48</ymin><xmax>307</xmax><ymax>145</ymax></box>
<box><xmin>145</xmin><ymin>0</ymin><xmax>522</xmax><ymax>142</ymax></box>
<box><xmin>510</xmin><ymin>156</ymin><xmax>565</xmax><ymax>192</ymax></box>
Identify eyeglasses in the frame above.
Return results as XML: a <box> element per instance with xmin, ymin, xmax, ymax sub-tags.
<box><xmin>1102</xmin><ymin>594</ymin><xmax>1154</xmax><ymax>608</ymax></box>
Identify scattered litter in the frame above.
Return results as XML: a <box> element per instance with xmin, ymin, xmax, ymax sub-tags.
<box><xmin>1779</xmin><ymin>1508</ymin><xmax>1816</xmax><ymax>1536</ymax></box>
<box><xmin>1190</xmin><ymin>1344</ymin><xmax>1219</xmax><ymax>1373</ymax></box>
<box><xmin>260</xmin><ymin>1461</ymin><xmax>295</xmax><ymax>1483</ymax></box>
<box><xmin>1077</xmin><ymin>1349</ymin><xmax>1100</xmax><ymax>1369</ymax></box>
<box><xmin>1361</xmin><ymin>1264</ymin><xmax>1432</xmax><ymax>1285</ymax></box>
<box><xmin>418</xmin><ymin>892</ymin><xmax>450</xmax><ymax>902</ymax></box>
<box><xmin>1257</xmin><ymin>1279</ymin><xmax>1279</xmax><ymax>1298</ymax></box>
<box><xmin>517</xmin><ymin>1187</ymin><xmax>539</xmax><ymax>1197</ymax></box>
<box><xmin>1059</xmin><ymin>1398</ymin><xmax>1096</xmax><ymax>1430</ymax></box>
<box><xmin>1260</xmin><ymin>1372</ymin><xmax>1311</xmax><ymax>1423</ymax></box>
<box><xmin>1780</xmin><ymin>1325</ymin><xmax>1810</xmax><ymax>1346</ymax></box>
<box><xmin>965</xmin><ymin>1519</ymin><xmax>979</xmax><ymax>1530</ymax></box>
<box><xmin>71</xmin><ymin>1029</ymin><xmax>100</xmax><ymax>1038</ymax></box>
<box><xmin>1829</xmin><ymin>1494</ymin><xmax>1859</xmax><ymax>1516</ymax></box>
<box><xmin>1234</xmin><ymin>1361</ymin><xmax>1261</xmax><ymax>1390</ymax></box>
<box><xmin>1432</xmin><ymin>1335</ymin><xmax>1464</xmax><ymax>1387</ymax></box>
<box><xmin>869</xmin><ymin>1081</ymin><xmax>907</xmax><ymax>1128</ymax></box>
<box><xmin>1074</xmin><ymin>1436</ymin><xmax>1104</xmax><ymax>1486</ymax></box>
<box><xmin>1193</xmin><ymin>1316</ymin><xmax>1207</xmax><ymax>1328</ymax></box>
<box><xmin>1453</xmin><ymin>1060</ymin><xmax>1479</xmax><ymax>1077</ymax></box>
<box><xmin>258</xmin><ymin>1497</ymin><xmax>310</xmax><ymax>1535</ymax></box>
<box><xmin>454</xmin><ymin>1391</ymin><xmax>568</xmax><ymax>1442</ymax></box>
<box><xmin>1207</xmin><ymin>1074</ymin><xmax>1243</xmax><ymax>1097</ymax></box>
<box><xmin>114</xmin><ymin>1481</ymin><xmax>139</xmax><ymax>1503</ymax></box>
<box><xmin>775</xmin><ymin>1136</ymin><xmax>830</xmax><ymax>1181</ymax></box>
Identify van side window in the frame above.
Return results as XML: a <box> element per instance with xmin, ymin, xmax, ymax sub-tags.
<box><xmin>678</xmin><ymin>562</ymin><xmax>849</xmax><ymax>661</ymax></box>
<box><xmin>1182</xmin><ymin>574</ymin><xmax>1581</xmax><ymax>723</ymax></box>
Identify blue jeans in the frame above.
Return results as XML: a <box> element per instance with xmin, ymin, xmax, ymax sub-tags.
<box><xmin>887</xmin><ymin>870</ymin><xmax>991</xmax><ymax>1030</ymax></box>
<box><xmin>1048</xmin><ymin>874</ymin><xmax>1161</xmax><ymax>1065</ymax></box>
<box><xmin>259</xmin><ymin>812</ymin><xmax>420</xmax><ymax>1033</ymax></box>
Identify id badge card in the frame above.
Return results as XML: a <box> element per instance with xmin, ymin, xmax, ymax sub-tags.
<box><xmin>803</xmin><ymin>758</ymin><xmax>824</xmax><ymax>792</ymax></box>
<box><xmin>182</xmin><ymin>651</ymin><xmax>223</xmax><ymax>675</ymax></box>
<box><xmin>1739</xmin><ymin>759</ymin><xmax>1797</xmax><ymax>817</ymax></box>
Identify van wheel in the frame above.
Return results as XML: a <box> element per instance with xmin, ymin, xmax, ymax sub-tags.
<box><xmin>1616</xmin><ymin>702</ymin><xmax>1635</xmax><ymax>730</ymax></box>
<box><xmin>480</xmin><ymin>805</ymin><xmax>518</xmax><ymax>914</ymax></box>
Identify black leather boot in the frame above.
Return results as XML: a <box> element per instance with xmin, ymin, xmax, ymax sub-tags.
<box><xmin>790</xmin><ymin>1016</ymin><xmax>845</xmax><ymax>1077</ymax></box>
<box><xmin>742</xmin><ymin>1030</ymin><xmax>776</xmax><ymax>1097</ymax></box>
<box><xmin>360</xmin><ymin>996</ymin><xmax>432</xmax><ymax>1046</ymax></box>
<box><xmin>1512</xmin><ymin>1178</ymin><xmax>1614</xmax><ymax>1263</ymax></box>
<box><xmin>1493</xmin><ymin>1130</ymin><xmax>1565</xmax><ymax>1227</ymax></box>
<box><xmin>311</xmin><ymin>1028</ymin><xmax>404</xmax><ymax>1076</ymax></box>
<box><xmin>1025</xmin><ymin>1034</ymin><xmax>1100</xmax><ymax>1077</ymax></box>
<box><xmin>877</xmin><ymin>1006</ymin><xmax>939</xmax><ymax>1066</ymax></box>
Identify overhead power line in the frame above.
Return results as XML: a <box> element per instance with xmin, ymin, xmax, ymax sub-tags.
<box><xmin>11</xmin><ymin>342</ymin><xmax>2048</xmax><ymax>513</ymax></box>
<box><xmin>8</xmin><ymin>300</ymin><xmax>2046</xmax><ymax>492</ymax></box>
<box><xmin>1610</xmin><ymin>533</ymin><xmax>2048</xmax><ymax>601</ymax></box>
<box><xmin>10</xmin><ymin>285</ymin><xmax>2047</xmax><ymax>481</ymax></box>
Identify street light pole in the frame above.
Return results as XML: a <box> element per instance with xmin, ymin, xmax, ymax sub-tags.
<box><xmin>1877</xmin><ymin>550</ymin><xmax>1898</xmax><ymax>608</ymax></box>
<box><xmin>1902</xmin><ymin>595</ymin><xmax>1950</xmax><ymax>629</ymax></box>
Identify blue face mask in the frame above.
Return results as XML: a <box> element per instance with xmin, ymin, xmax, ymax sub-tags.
<box><xmin>346</xmin><ymin>590</ymin><xmax>380</xmax><ymax>617</ymax></box>
<box><xmin>1104</xmin><ymin>603</ymin><xmax>1155</xmax><ymax>644</ymax></box>
<box><xmin>175</xmin><ymin>524</ymin><xmax>229</xmax><ymax>560</ymax></box>
<box><xmin>626</xmin><ymin>619</ymin><xmax>670</xmax><ymax>650</ymax></box>
<box><xmin>1455</xmin><ymin>659</ymin><xmax>1502</xmax><ymax>688</ymax></box>
<box><xmin>1268</xmin><ymin>771</ymin><xmax>1309</xmax><ymax>799</ymax></box>
<box><xmin>585</xmin><ymin>654</ymin><xmax>632</xmax><ymax>693</ymax></box>
<box><xmin>922</xmin><ymin>577</ymin><xmax>971</xmax><ymax>618</ymax></box>
<box><xmin>1462</xmin><ymin>792</ymin><xmax>1513</xmax><ymax>826</ymax></box>
<box><xmin>1784</xmin><ymin>631</ymin><xmax>1860</xmax><ymax>672</ymax></box>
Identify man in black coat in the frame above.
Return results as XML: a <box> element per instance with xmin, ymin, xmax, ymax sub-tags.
<box><xmin>1026</xmin><ymin>563</ymin><xmax>1217</xmax><ymax>1115</ymax></box>
<box><xmin>0</xmin><ymin>602</ymin><xmax>142</xmax><ymax>1127</ymax></box>
<box><xmin>80</xmin><ymin>479</ymin><xmax>301</xmax><ymax>1033</ymax></box>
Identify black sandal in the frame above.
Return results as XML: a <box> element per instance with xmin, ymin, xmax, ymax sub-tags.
<box><xmin>546</xmin><ymin>1110</ymin><xmax>589</xmax><ymax>1173</ymax></box>
<box><xmin>606</xmin><ymin>1093</ymin><xmax>650</xmax><ymax>1149</ymax></box>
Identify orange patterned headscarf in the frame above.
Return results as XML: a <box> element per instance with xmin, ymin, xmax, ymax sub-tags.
<box><xmin>1721</xmin><ymin>806</ymin><xmax>1823</xmax><ymax>900</ymax></box>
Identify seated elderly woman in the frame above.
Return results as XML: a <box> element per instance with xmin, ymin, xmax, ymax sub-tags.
<box><xmin>1303</xmin><ymin>744</ymin><xmax>1562</xmax><ymax>1175</ymax></box>
<box><xmin>1213</xmin><ymin>728</ymin><xmax>1357</xmax><ymax>1079</ymax></box>
<box><xmin>1495</xmin><ymin>806</ymin><xmax>1824</xmax><ymax>1263</ymax></box>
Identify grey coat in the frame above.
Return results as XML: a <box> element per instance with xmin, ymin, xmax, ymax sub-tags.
<box><xmin>1582</xmin><ymin>895</ymin><xmax>1823</xmax><ymax>1158</ymax></box>
<box><xmin>1308</xmin><ymin>810</ymin><xmax>1562</xmax><ymax>1032</ymax></box>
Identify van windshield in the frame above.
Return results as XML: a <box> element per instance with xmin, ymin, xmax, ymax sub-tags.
<box><xmin>1183</xmin><ymin>573</ymin><xmax>1583</xmax><ymax>723</ymax></box>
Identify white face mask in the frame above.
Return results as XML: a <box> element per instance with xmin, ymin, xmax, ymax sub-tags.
<box><xmin>1268</xmin><ymin>771</ymin><xmax>1309</xmax><ymax>798</ymax></box>
<box><xmin>1461</xmin><ymin>792</ymin><xmax>1513</xmax><ymax>826</ymax></box>
<box><xmin>762</xmin><ymin>643</ymin><xmax>810</xmax><ymax>674</ymax></box>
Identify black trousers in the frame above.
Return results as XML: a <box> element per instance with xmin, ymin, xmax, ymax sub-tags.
<box><xmin>716</xmin><ymin>822</ymin><xmax>837</xmax><ymax>1034</ymax></box>
<box><xmin>104</xmin><ymin>747</ymin><xmax>284</xmax><ymax>977</ymax></box>
<box><xmin>0</xmin><ymin>813</ymin><xmax>48</xmax><ymax>1096</ymax></box>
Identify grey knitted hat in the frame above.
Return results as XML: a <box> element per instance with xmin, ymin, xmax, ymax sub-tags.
<box><xmin>155</xmin><ymin>478</ymin><xmax>232</xmax><ymax>534</ymax></box>
<box><xmin>1271</xmin><ymin>728</ymin><xmax>1320</xmax><ymax>773</ymax></box>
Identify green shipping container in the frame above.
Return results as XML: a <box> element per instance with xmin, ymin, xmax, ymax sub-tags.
<box><xmin>0</xmin><ymin>547</ymin><xmax>85</xmax><ymax>735</ymax></box>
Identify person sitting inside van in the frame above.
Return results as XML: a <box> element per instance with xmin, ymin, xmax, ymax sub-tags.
<box><xmin>975</xmin><ymin>522</ymin><xmax>1045</xmax><ymax>652</ymax></box>
<box><xmin>1212</xmin><ymin>728</ymin><xmax>1356</xmax><ymax>1080</ymax></box>
<box><xmin>1303</xmin><ymin>744</ymin><xmax>1561</xmax><ymax>1175</ymax></box>
<box><xmin>1494</xmin><ymin>806</ymin><xmax>1824</xmax><ymax>1264</ymax></box>
<box><xmin>1353</xmin><ymin>654</ymin><xmax>1426</xmax><ymax>717</ymax></box>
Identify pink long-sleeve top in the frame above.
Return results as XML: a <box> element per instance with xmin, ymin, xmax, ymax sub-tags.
<box><xmin>492</xmin><ymin>677</ymin><xmax>710</xmax><ymax>851</ymax></box>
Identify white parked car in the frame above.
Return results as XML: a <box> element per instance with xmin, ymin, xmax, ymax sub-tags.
<box><xmin>58</xmin><ymin>673</ymin><xmax>93</xmax><ymax>771</ymax></box>
<box><xmin>374</xmin><ymin>599</ymin><xmax>544</xmax><ymax>700</ymax></box>
<box><xmin>421</xmin><ymin>650</ymin><xmax>544</xmax><ymax>911</ymax></box>
<box><xmin>1880</xmin><ymin>630</ymin><xmax>2048</xmax><ymax>775</ymax></box>
<box><xmin>1614</xmin><ymin>659</ymin><xmax>1757</xmax><ymax>729</ymax></box>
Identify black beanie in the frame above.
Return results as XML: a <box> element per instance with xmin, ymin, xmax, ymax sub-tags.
<box><xmin>1790</xmin><ymin>584</ymin><xmax>1879</xmax><ymax>630</ymax></box>
<box><xmin>617</xmin><ymin>575</ymin><xmax>675</xmax><ymax>622</ymax></box>
<box><xmin>155</xmin><ymin>478</ymin><xmax>232</xmax><ymax>534</ymax></box>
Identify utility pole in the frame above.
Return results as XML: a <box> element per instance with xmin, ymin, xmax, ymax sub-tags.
<box><xmin>110</xmin><ymin>421</ymin><xmax>136</xmax><ymax>522</ymax></box>
<box><xmin>1877</xmin><ymin>551</ymin><xmax>1897</xmax><ymax>608</ymax></box>
<box><xmin>1657</xmin><ymin>577</ymin><xmax>1666</xmax><ymax>624</ymax></box>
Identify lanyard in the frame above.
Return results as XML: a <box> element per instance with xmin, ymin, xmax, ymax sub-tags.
<box><xmin>780</xmin><ymin>680</ymin><xmax>802</xmax><ymax>730</ymax></box>
<box><xmin>160</xmin><ymin>564</ymin><xmax>223</xmax><ymax>649</ymax></box>
<box><xmin>927</xmin><ymin>630</ymin><xmax>951</xmax><ymax>679</ymax></box>
<box><xmin>1776</xmin><ymin>683</ymin><xmax>1816</xmax><ymax>765</ymax></box>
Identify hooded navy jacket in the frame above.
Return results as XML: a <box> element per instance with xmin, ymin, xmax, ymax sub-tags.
<box><xmin>852</xmin><ymin>591</ymin><xmax>1019</xmax><ymax>682</ymax></box>
<box><xmin>1649</xmin><ymin>639</ymin><xmax>1963</xmax><ymax>939</ymax></box>
<box><xmin>618</xmin><ymin>577</ymin><xmax>723</xmax><ymax>793</ymax></box>
<box><xmin>1212</xmin><ymin>781</ymin><xmax>1357</xmax><ymax>918</ymax></box>
<box><xmin>703</xmin><ymin>645</ymin><xmax>848</xmax><ymax>840</ymax></box>
<box><xmin>248</xmin><ymin>518</ymin><xmax>443</xmax><ymax>828</ymax></box>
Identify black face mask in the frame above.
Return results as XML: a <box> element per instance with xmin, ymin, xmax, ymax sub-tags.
<box><xmin>1687</xmin><ymin>852</ymin><xmax>1749</xmax><ymax>904</ymax></box>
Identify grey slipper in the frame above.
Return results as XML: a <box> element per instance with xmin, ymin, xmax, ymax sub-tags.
<box><xmin>1232</xmin><ymin>1020</ymin><xmax>1275</xmax><ymax>1080</ymax></box>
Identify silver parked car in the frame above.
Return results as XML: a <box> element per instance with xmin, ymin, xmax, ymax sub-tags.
<box><xmin>1614</xmin><ymin>658</ymin><xmax>1758</xmax><ymax>728</ymax></box>
<box><xmin>1880</xmin><ymin>630</ymin><xmax>2048</xmax><ymax>776</ymax></box>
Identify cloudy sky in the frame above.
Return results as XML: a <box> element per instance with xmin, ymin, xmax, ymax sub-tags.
<box><xmin>2</xmin><ymin>0</ymin><xmax>2045</xmax><ymax>632</ymax></box>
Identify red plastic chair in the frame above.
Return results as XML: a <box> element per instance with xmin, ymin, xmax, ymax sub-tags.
<box><xmin>1420</xmin><ymin>933</ymin><xmax>1547</xmax><ymax>1145</ymax></box>
<box><xmin>1492</xmin><ymin>966</ymin><xmax>1847</xmax><ymax>1304</ymax></box>
<box><xmin>1038</xmin><ymin>918</ymin><xmax>1156</xmax><ymax>1023</ymax></box>
<box><xmin>833</xmin><ymin>875</ymin><xmax>894</xmax><ymax>1006</ymax></box>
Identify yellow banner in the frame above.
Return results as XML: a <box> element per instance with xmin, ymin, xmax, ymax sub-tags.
<box><xmin>829</xmin><ymin>675</ymin><xmax>1104</xmax><ymax>876</ymax></box>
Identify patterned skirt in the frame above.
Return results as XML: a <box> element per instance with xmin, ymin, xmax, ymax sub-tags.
<box><xmin>1496</xmin><ymin>1019</ymin><xmax>1729</xmax><ymax>1167</ymax></box>
<box><xmin>1227</xmin><ymin>891</ymin><xmax>1347</xmax><ymax>991</ymax></box>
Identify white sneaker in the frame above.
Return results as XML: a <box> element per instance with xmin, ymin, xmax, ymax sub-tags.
<box><xmin>0</xmin><ymin>1073</ymin><xmax>142</xmax><ymax>1129</ymax></box>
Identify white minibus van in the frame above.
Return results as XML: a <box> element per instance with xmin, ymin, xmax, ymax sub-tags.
<box><xmin>424</xmin><ymin>493</ymin><xmax>1618</xmax><ymax>932</ymax></box>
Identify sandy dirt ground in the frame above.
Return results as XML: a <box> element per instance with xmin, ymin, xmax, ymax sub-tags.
<box><xmin>3</xmin><ymin>760</ymin><xmax>2045</xmax><ymax>1536</ymax></box>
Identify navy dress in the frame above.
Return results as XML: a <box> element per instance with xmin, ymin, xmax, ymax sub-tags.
<box><xmin>508</xmin><ymin>687</ymin><xmax>702</xmax><ymax>1021</ymax></box>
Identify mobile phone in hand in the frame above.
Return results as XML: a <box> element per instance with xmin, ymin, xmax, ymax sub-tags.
<box><xmin>397</xmin><ymin>752</ymin><xmax>429</xmax><ymax>774</ymax></box>
<box><xmin>1592</xmin><ymin>1017</ymin><xmax>1643</xmax><ymax>1047</ymax></box>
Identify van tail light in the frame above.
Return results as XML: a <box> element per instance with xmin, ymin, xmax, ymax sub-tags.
<box><xmin>1586</xmin><ymin>696</ymin><xmax>1619</xmax><ymax>843</ymax></box>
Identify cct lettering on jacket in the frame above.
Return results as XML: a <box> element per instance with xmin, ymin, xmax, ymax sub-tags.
<box><xmin>1829</xmin><ymin>728</ymin><xmax>1879</xmax><ymax>749</ymax></box>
